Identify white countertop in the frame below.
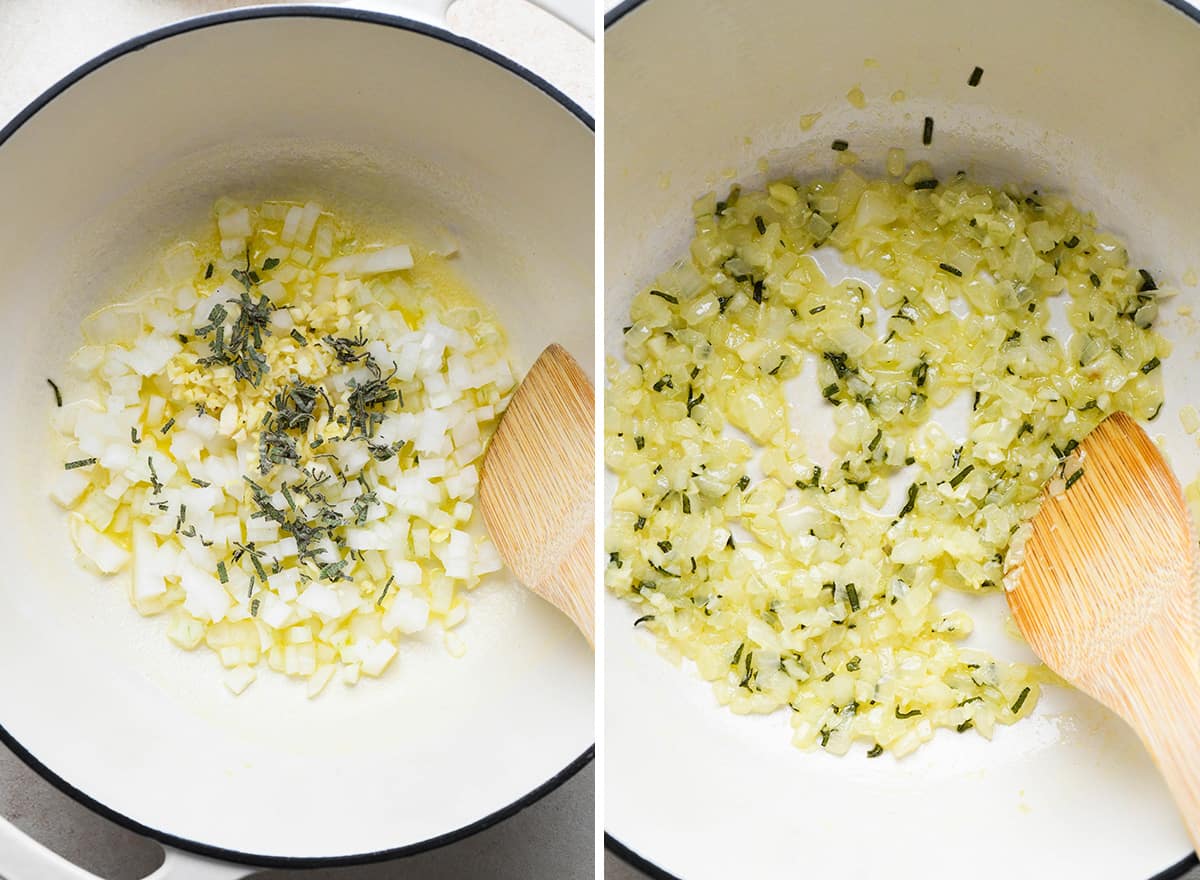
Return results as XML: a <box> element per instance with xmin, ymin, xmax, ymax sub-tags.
<box><xmin>0</xmin><ymin>0</ymin><xmax>593</xmax><ymax>125</ymax></box>
<box><xmin>0</xmin><ymin>2</ymin><xmax>593</xmax><ymax>878</ymax></box>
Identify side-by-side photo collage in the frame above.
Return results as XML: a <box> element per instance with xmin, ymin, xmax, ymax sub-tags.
<box><xmin>1</xmin><ymin>1</ymin><xmax>1199</xmax><ymax>878</ymax></box>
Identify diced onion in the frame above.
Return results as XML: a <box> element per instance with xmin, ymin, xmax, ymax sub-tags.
<box><xmin>607</xmin><ymin>166</ymin><xmax>1170</xmax><ymax>755</ymax></box>
<box><xmin>52</xmin><ymin>200</ymin><xmax>517</xmax><ymax>695</ymax></box>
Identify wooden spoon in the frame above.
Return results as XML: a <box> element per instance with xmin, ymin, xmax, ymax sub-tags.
<box><xmin>1006</xmin><ymin>411</ymin><xmax>1200</xmax><ymax>848</ymax></box>
<box><xmin>479</xmin><ymin>343</ymin><xmax>595</xmax><ymax>646</ymax></box>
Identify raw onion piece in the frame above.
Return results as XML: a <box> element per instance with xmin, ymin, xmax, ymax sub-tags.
<box><xmin>52</xmin><ymin>200</ymin><xmax>517</xmax><ymax>695</ymax></box>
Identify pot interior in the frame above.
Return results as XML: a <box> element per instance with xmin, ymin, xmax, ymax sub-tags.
<box><xmin>0</xmin><ymin>11</ymin><xmax>593</xmax><ymax>861</ymax></box>
<box><xmin>605</xmin><ymin>0</ymin><xmax>1200</xmax><ymax>877</ymax></box>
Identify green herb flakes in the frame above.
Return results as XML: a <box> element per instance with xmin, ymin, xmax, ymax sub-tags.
<box><xmin>1011</xmin><ymin>687</ymin><xmax>1031</xmax><ymax>714</ymax></box>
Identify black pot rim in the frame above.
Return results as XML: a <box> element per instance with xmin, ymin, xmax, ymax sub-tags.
<box><xmin>602</xmin><ymin>0</ymin><xmax>1199</xmax><ymax>878</ymax></box>
<box><xmin>0</xmin><ymin>4</ymin><xmax>593</xmax><ymax>870</ymax></box>
<box><xmin>605</xmin><ymin>834</ymin><xmax>1196</xmax><ymax>880</ymax></box>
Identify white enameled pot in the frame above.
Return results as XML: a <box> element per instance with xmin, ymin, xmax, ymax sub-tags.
<box><xmin>604</xmin><ymin>1</ymin><xmax>1200</xmax><ymax>878</ymax></box>
<box><xmin>0</xmin><ymin>3</ymin><xmax>593</xmax><ymax>877</ymax></box>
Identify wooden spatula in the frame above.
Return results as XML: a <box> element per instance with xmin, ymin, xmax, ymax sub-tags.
<box><xmin>479</xmin><ymin>344</ymin><xmax>595</xmax><ymax>646</ymax></box>
<box><xmin>1006</xmin><ymin>411</ymin><xmax>1200</xmax><ymax>848</ymax></box>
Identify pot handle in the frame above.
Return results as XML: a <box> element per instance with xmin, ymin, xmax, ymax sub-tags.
<box><xmin>521</xmin><ymin>0</ymin><xmax>594</xmax><ymax>39</ymax></box>
<box><xmin>339</xmin><ymin>0</ymin><xmax>455</xmax><ymax>27</ymax></box>
<box><xmin>146</xmin><ymin>847</ymin><xmax>251</xmax><ymax>880</ymax></box>
<box><xmin>0</xmin><ymin>815</ymin><xmax>250</xmax><ymax>880</ymax></box>
<box><xmin>340</xmin><ymin>0</ymin><xmax>595</xmax><ymax>40</ymax></box>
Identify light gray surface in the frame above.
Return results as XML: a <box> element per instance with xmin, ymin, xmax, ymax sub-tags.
<box><xmin>605</xmin><ymin>851</ymin><xmax>646</xmax><ymax>880</ymax></box>
<box><xmin>0</xmin><ymin>0</ymin><xmax>594</xmax><ymax>125</ymax></box>
<box><xmin>604</xmin><ymin>846</ymin><xmax>1199</xmax><ymax>880</ymax></box>
<box><xmin>0</xmin><ymin>1</ymin><xmax>593</xmax><ymax>878</ymax></box>
<box><xmin>0</xmin><ymin>744</ymin><xmax>593</xmax><ymax>879</ymax></box>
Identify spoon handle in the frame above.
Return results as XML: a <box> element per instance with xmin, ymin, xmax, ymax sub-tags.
<box><xmin>544</xmin><ymin>518</ymin><xmax>595</xmax><ymax>647</ymax></box>
<box><xmin>1112</xmin><ymin>621</ymin><xmax>1200</xmax><ymax>852</ymax></box>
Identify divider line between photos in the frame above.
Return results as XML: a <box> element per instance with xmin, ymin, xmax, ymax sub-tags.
<box><xmin>592</xmin><ymin>3</ymin><xmax>607</xmax><ymax>877</ymax></box>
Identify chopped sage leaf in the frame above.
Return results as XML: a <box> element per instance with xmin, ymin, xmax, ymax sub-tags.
<box><xmin>948</xmin><ymin>465</ymin><xmax>974</xmax><ymax>488</ymax></box>
<box><xmin>1011</xmin><ymin>686</ymin><xmax>1031</xmax><ymax>713</ymax></box>
<box><xmin>376</xmin><ymin>575</ymin><xmax>395</xmax><ymax>606</ymax></box>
